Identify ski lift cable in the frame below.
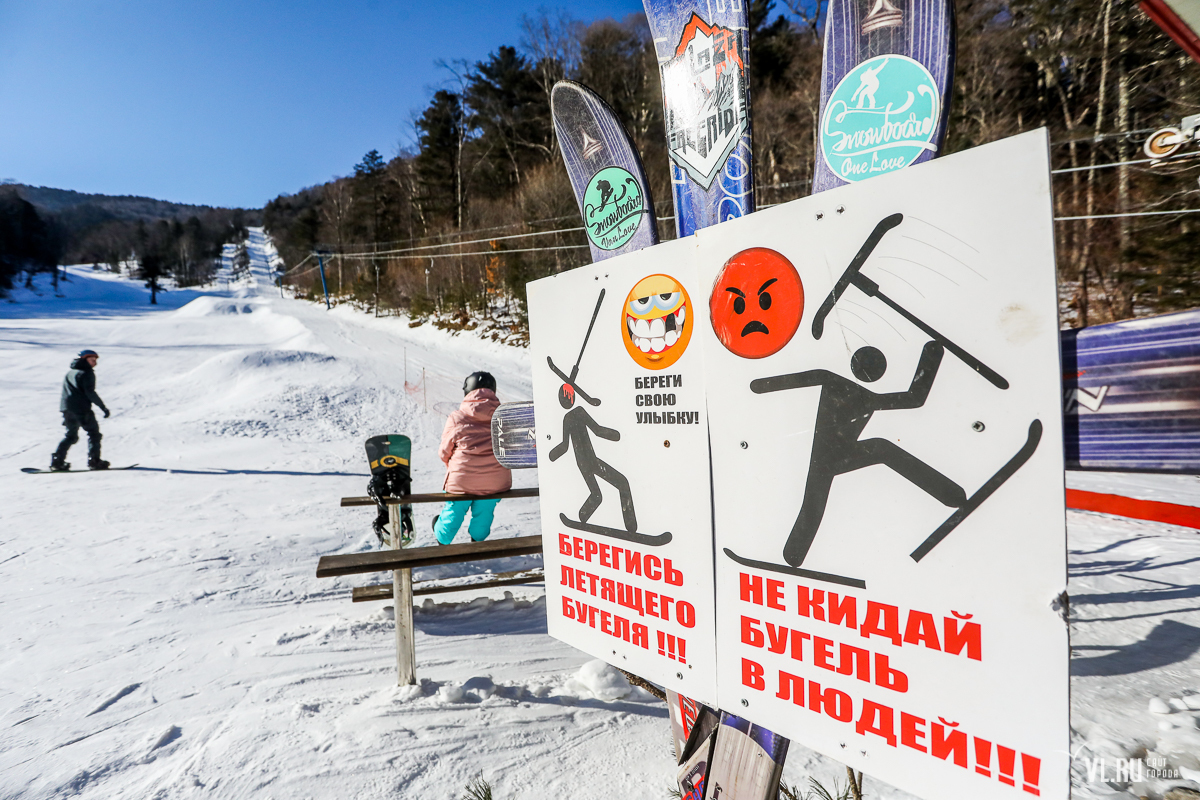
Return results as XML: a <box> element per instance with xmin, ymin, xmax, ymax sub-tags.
<box><xmin>1051</xmin><ymin>151</ymin><xmax>1199</xmax><ymax>174</ymax></box>
<box><xmin>336</xmin><ymin>225</ymin><xmax>588</xmax><ymax>257</ymax></box>
<box><xmin>1050</xmin><ymin>128</ymin><xmax>1157</xmax><ymax>146</ymax></box>
<box><xmin>332</xmin><ymin>243</ymin><xmax>590</xmax><ymax>260</ymax></box>
<box><xmin>319</xmin><ymin>212</ymin><xmax>580</xmax><ymax>250</ymax></box>
<box><xmin>1055</xmin><ymin>208</ymin><xmax>1200</xmax><ymax>221</ymax></box>
<box><xmin>332</xmin><ymin>214</ymin><xmax>678</xmax><ymax>258</ymax></box>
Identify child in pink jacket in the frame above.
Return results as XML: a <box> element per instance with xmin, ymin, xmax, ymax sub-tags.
<box><xmin>434</xmin><ymin>371</ymin><xmax>512</xmax><ymax>544</ymax></box>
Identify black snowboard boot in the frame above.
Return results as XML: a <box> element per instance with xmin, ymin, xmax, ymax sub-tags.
<box><xmin>88</xmin><ymin>458</ymin><xmax>110</xmax><ymax>470</ymax></box>
<box><xmin>50</xmin><ymin>457</ymin><xmax>70</xmax><ymax>472</ymax></box>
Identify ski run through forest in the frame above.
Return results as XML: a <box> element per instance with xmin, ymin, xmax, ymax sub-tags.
<box><xmin>3</xmin><ymin>232</ymin><xmax>1200</xmax><ymax>799</ymax></box>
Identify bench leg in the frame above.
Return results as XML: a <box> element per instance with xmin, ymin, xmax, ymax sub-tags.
<box><xmin>389</xmin><ymin>503</ymin><xmax>417</xmax><ymax>685</ymax></box>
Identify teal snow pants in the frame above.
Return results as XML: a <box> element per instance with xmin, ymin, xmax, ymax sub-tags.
<box><xmin>434</xmin><ymin>498</ymin><xmax>500</xmax><ymax>545</ymax></box>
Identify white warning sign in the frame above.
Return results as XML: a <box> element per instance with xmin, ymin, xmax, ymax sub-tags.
<box><xmin>527</xmin><ymin>238</ymin><xmax>718</xmax><ymax>704</ymax></box>
<box><xmin>697</xmin><ymin>130</ymin><xmax>1067</xmax><ymax>800</ymax></box>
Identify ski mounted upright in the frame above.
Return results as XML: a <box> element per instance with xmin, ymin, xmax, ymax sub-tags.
<box><xmin>642</xmin><ymin>0</ymin><xmax>754</xmax><ymax>237</ymax></box>
<box><xmin>491</xmin><ymin>81</ymin><xmax>663</xmax><ymax>470</ymax></box>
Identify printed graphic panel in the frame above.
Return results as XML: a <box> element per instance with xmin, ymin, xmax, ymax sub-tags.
<box><xmin>528</xmin><ymin>237</ymin><xmax>717</xmax><ymax>702</ymax></box>
<box><xmin>814</xmin><ymin>0</ymin><xmax>955</xmax><ymax>193</ymax></box>
<box><xmin>698</xmin><ymin>130</ymin><xmax>1068</xmax><ymax>800</ymax></box>
<box><xmin>643</xmin><ymin>0</ymin><xmax>754</xmax><ymax>237</ymax></box>
<box><xmin>1061</xmin><ymin>308</ymin><xmax>1200</xmax><ymax>472</ymax></box>
<box><xmin>553</xmin><ymin>80</ymin><xmax>660</xmax><ymax>263</ymax></box>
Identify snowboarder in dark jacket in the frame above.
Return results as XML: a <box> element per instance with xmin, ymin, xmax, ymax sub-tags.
<box><xmin>51</xmin><ymin>349</ymin><xmax>111</xmax><ymax>471</ymax></box>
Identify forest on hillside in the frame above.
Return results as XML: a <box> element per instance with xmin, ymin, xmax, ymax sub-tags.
<box><xmin>0</xmin><ymin>184</ymin><xmax>255</xmax><ymax>295</ymax></box>
<box><xmin>263</xmin><ymin>0</ymin><xmax>1194</xmax><ymax>329</ymax></box>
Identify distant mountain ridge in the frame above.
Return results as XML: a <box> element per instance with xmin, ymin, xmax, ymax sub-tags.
<box><xmin>10</xmin><ymin>184</ymin><xmax>238</xmax><ymax>220</ymax></box>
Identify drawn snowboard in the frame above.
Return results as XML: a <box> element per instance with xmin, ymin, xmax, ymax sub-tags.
<box><xmin>559</xmin><ymin>513</ymin><xmax>673</xmax><ymax>547</ymax></box>
<box><xmin>22</xmin><ymin>464</ymin><xmax>138</xmax><ymax>474</ymax></box>
<box><xmin>910</xmin><ymin>418</ymin><xmax>1043</xmax><ymax>561</ymax></box>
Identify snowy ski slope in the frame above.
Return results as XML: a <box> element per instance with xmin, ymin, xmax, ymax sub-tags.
<box><xmin>1</xmin><ymin>230</ymin><xmax>1199</xmax><ymax>799</ymax></box>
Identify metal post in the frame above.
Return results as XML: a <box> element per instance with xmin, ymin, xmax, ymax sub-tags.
<box><xmin>389</xmin><ymin>502</ymin><xmax>416</xmax><ymax>685</ymax></box>
<box><xmin>316</xmin><ymin>252</ymin><xmax>331</xmax><ymax>310</ymax></box>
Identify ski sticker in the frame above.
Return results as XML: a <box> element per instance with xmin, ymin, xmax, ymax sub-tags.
<box><xmin>584</xmin><ymin>166</ymin><xmax>646</xmax><ymax>251</ymax></box>
<box><xmin>581</xmin><ymin>129</ymin><xmax>604</xmax><ymax>159</ymax></box>
<box><xmin>661</xmin><ymin>13</ymin><xmax>749</xmax><ymax>190</ymax></box>
<box><xmin>821</xmin><ymin>54</ymin><xmax>941</xmax><ymax>182</ymax></box>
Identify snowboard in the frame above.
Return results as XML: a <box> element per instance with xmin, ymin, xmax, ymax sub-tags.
<box><xmin>491</xmin><ymin>401</ymin><xmax>537</xmax><ymax>470</ymax></box>
<box><xmin>551</xmin><ymin>80</ymin><xmax>660</xmax><ymax>262</ymax></box>
<box><xmin>559</xmin><ymin>513</ymin><xmax>673</xmax><ymax>547</ymax></box>
<box><xmin>812</xmin><ymin>0</ymin><xmax>956</xmax><ymax>193</ymax></box>
<box><xmin>642</xmin><ymin>0</ymin><xmax>754</xmax><ymax>237</ymax></box>
<box><xmin>722</xmin><ymin>548</ymin><xmax>868</xmax><ymax>589</ymax></box>
<box><xmin>22</xmin><ymin>464</ymin><xmax>138</xmax><ymax>474</ymax></box>
<box><xmin>704</xmin><ymin>712</ymin><xmax>790</xmax><ymax>800</ymax></box>
<box><xmin>365</xmin><ymin>434</ymin><xmax>413</xmax><ymax>546</ymax></box>
<box><xmin>910</xmin><ymin>418</ymin><xmax>1043</xmax><ymax>561</ymax></box>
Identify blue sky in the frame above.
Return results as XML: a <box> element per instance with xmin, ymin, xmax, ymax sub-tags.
<box><xmin>0</xmin><ymin>0</ymin><xmax>646</xmax><ymax>209</ymax></box>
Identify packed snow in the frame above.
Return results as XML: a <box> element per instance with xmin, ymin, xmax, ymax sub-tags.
<box><xmin>2</xmin><ymin>230</ymin><xmax>1199</xmax><ymax>799</ymax></box>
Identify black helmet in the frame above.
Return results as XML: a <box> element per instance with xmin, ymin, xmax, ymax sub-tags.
<box><xmin>463</xmin><ymin>371</ymin><xmax>497</xmax><ymax>395</ymax></box>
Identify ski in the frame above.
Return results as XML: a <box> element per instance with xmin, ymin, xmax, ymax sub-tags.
<box><xmin>910</xmin><ymin>419</ymin><xmax>1044</xmax><ymax>562</ymax></box>
<box><xmin>722</xmin><ymin>548</ymin><xmax>867</xmax><ymax>590</ymax></box>
<box><xmin>642</xmin><ymin>0</ymin><xmax>754</xmax><ymax>237</ymax></box>
<box><xmin>559</xmin><ymin>513</ymin><xmax>673</xmax><ymax>547</ymax></box>
<box><xmin>813</xmin><ymin>0</ymin><xmax>956</xmax><ymax>192</ymax></box>
<box><xmin>551</xmin><ymin>80</ymin><xmax>659</xmax><ymax>261</ymax></box>
<box><xmin>22</xmin><ymin>464</ymin><xmax>138</xmax><ymax>474</ymax></box>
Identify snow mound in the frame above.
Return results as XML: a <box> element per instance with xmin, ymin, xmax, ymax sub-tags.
<box><xmin>173</xmin><ymin>296</ymin><xmax>262</xmax><ymax>317</ymax></box>
<box><xmin>563</xmin><ymin>659</ymin><xmax>633</xmax><ymax>702</ymax></box>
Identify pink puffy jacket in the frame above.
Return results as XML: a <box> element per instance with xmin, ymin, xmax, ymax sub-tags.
<box><xmin>439</xmin><ymin>388</ymin><xmax>512</xmax><ymax>495</ymax></box>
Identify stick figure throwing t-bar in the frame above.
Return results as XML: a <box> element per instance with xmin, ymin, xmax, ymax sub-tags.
<box><xmin>752</xmin><ymin>341</ymin><xmax>966</xmax><ymax>567</ymax></box>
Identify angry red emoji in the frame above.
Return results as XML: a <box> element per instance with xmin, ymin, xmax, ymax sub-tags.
<box><xmin>709</xmin><ymin>248</ymin><xmax>803</xmax><ymax>359</ymax></box>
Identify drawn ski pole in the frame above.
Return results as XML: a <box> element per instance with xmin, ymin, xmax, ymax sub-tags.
<box><xmin>811</xmin><ymin>213</ymin><xmax>1009</xmax><ymax>390</ymax></box>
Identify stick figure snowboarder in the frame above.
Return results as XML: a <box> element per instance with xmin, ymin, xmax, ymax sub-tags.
<box><xmin>725</xmin><ymin>213</ymin><xmax>1042</xmax><ymax>586</ymax></box>
<box><xmin>549</xmin><ymin>384</ymin><xmax>637</xmax><ymax>532</ymax></box>
<box><xmin>751</xmin><ymin>340</ymin><xmax>965</xmax><ymax>567</ymax></box>
<box><xmin>546</xmin><ymin>289</ymin><xmax>671</xmax><ymax>546</ymax></box>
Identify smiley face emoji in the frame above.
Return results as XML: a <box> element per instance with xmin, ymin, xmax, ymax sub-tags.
<box><xmin>622</xmin><ymin>274</ymin><xmax>692</xmax><ymax>370</ymax></box>
<box><xmin>709</xmin><ymin>248</ymin><xmax>804</xmax><ymax>359</ymax></box>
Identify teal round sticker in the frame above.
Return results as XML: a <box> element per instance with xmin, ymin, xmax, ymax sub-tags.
<box><xmin>583</xmin><ymin>166</ymin><xmax>644</xmax><ymax>251</ymax></box>
<box><xmin>821</xmin><ymin>55</ymin><xmax>940</xmax><ymax>183</ymax></box>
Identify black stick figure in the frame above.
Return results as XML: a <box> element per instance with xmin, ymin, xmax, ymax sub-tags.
<box><xmin>751</xmin><ymin>340</ymin><xmax>966</xmax><ymax>567</ymax></box>
<box><xmin>548</xmin><ymin>383</ymin><xmax>638</xmax><ymax>532</ymax></box>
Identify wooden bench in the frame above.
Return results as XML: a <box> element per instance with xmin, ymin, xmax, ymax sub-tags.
<box><xmin>321</xmin><ymin>488</ymin><xmax>542</xmax><ymax>686</ymax></box>
<box><xmin>352</xmin><ymin>568</ymin><xmax>545</xmax><ymax>602</ymax></box>
<box><xmin>317</xmin><ymin>533</ymin><xmax>543</xmax><ymax>577</ymax></box>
